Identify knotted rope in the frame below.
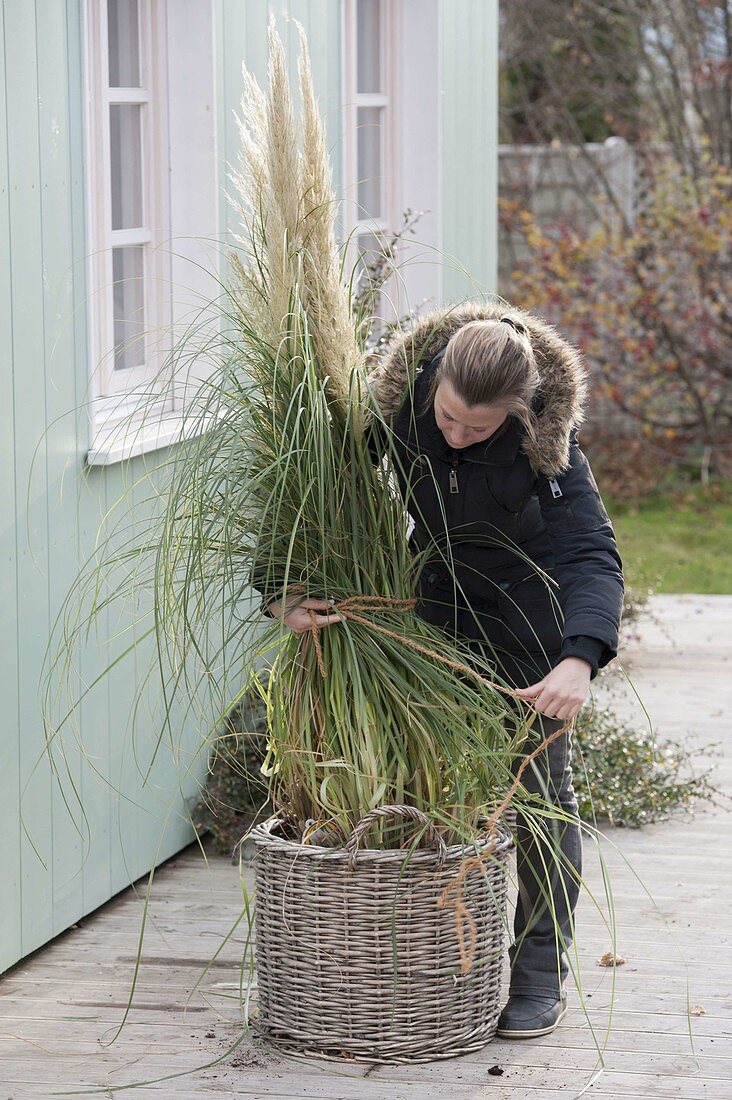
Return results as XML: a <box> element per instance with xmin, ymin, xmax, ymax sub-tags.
<box><xmin>307</xmin><ymin>595</ymin><xmax>524</xmax><ymax>701</ymax></box>
<box><xmin>306</xmin><ymin>596</ymin><xmax>418</xmax><ymax>679</ymax></box>
<box><xmin>304</xmin><ymin>593</ymin><xmax>573</xmax><ymax>975</ymax></box>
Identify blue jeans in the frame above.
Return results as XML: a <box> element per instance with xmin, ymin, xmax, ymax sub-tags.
<box><xmin>507</xmin><ymin>713</ymin><xmax>582</xmax><ymax>997</ymax></box>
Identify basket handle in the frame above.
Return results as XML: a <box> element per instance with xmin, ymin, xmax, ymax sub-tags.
<box><xmin>345</xmin><ymin>805</ymin><xmax>448</xmax><ymax>867</ymax></box>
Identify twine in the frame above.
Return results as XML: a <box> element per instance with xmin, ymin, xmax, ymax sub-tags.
<box><xmin>307</xmin><ymin>595</ymin><xmax>525</xmax><ymax>703</ymax></box>
<box><xmin>306</xmin><ymin>596</ymin><xmax>418</xmax><ymax>678</ymax></box>
<box><xmin>304</xmin><ymin>592</ymin><xmax>574</xmax><ymax>975</ymax></box>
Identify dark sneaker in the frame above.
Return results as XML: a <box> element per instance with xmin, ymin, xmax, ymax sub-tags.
<box><xmin>496</xmin><ymin>993</ymin><xmax>568</xmax><ymax>1039</ymax></box>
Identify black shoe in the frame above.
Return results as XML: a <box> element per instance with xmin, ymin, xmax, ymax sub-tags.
<box><xmin>496</xmin><ymin>993</ymin><xmax>567</xmax><ymax>1039</ymax></box>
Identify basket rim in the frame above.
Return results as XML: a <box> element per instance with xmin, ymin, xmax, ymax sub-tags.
<box><xmin>248</xmin><ymin>814</ymin><xmax>513</xmax><ymax>864</ymax></box>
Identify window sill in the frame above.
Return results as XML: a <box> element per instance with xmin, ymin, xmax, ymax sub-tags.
<box><xmin>86</xmin><ymin>411</ymin><xmax>210</xmax><ymax>467</ymax></box>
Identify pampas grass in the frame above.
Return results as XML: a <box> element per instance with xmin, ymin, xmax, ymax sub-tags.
<box><xmin>203</xmin><ymin>19</ymin><xmax>529</xmax><ymax>846</ymax></box>
<box><xmin>45</xmin><ymin>19</ymin><xmax>551</xmax><ymax>853</ymax></box>
<box><xmin>228</xmin><ymin>20</ymin><xmax>359</xmax><ymax>421</ymax></box>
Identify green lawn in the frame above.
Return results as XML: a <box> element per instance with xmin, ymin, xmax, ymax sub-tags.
<box><xmin>606</xmin><ymin>482</ymin><xmax>732</xmax><ymax>595</ymax></box>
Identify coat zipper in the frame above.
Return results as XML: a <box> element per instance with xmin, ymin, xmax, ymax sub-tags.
<box><xmin>449</xmin><ymin>459</ymin><xmax>460</xmax><ymax>494</ymax></box>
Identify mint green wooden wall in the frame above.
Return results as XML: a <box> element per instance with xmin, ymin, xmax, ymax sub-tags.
<box><xmin>441</xmin><ymin>0</ymin><xmax>499</xmax><ymax>301</ymax></box>
<box><xmin>0</xmin><ymin>0</ymin><xmax>498</xmax><ymax>974</ymax></box>
<box><xmin>0</xmin><ymin>0</ymin><xmax>211</xmax><ymax>975</ymax></box>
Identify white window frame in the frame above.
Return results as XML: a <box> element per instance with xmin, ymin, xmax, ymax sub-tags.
<box><xmin>83</xmin><ymin>0</ymin><xmax>175</xmax><ymax>447</ymax></box>
<box><xmin>341</xmin><ymin>0</ymin><xmax>399</xmax><ymax>309</ymax></box>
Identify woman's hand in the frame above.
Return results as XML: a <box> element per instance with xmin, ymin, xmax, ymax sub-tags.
<box><xmin>513</xmin><ymin>657</ymin><xmax>591</xmax><ymax>721</ymax></box>
<box><xmin>267</xmin><ymin>596</ymin><xmax>342</xmax><ymax>635</ymax></box>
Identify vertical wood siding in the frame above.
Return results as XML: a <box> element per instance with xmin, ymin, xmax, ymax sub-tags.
<box><xmin>0</xmin><ymin>1</ymin><xmax>209</xmax><ymax>974</ymax></box>
<box><xmin>440</xmin><ymin>0</ymin><xmax>499</xmax><ymax>301</ymax></box>
<box><xmin>0</xmin><ymin>0</ymin><xmax>21</xmax><ymax>969</ymax></box>
<box><xmin>4</xmin><ymin>0</ymin><xmax>55</xmax><ymax>962</ymax></box>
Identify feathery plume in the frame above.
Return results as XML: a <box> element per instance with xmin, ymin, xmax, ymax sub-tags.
<box><xmin>227</xmin><ymin>18</ymin><xmax>364</xmax><ymax>422</ymax></box>
<box><xmin>297</xmin><ymin>22</ymin><xmax>363</xmax><ymax>420</ymax></box>
<box><xmin>228</xmin><ymin>21</ymin><xmax>303</xmax><ymax>362</ymax></box>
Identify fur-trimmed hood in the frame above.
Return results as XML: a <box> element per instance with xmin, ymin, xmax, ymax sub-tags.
<box><xmin>368</xmin><ymin>301</ymin><xmax>588</xmax><ymax>476</ymax></box>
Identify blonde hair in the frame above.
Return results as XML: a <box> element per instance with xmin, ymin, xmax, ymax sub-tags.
<box><xmin>426</xmin><ymin>317</ymin><xmax>540</xmax><ymax>443</ymax></box>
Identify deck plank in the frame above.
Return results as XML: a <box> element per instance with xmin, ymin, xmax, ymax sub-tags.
<box><xmin>0</xmin><ymin>594</ymin><xmax>730</xmax><ymax>1098</ymax></box>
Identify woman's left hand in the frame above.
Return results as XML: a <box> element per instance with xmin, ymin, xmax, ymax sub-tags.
<box><xmin>513</xmin><ymin>657</ymin><xmax>591</xmax><ymax>721</ymax></box>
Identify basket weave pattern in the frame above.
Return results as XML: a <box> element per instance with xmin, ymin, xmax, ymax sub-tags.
<box><xmin>250</xmin><ymin>809</ymin><xmax>512</xmax><ymax>1063</ymax></box>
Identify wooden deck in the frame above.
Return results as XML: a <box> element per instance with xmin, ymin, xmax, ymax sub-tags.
<box><xmin>1</xmin><ymin>594</ymin><xmax>730</xmax><ymax>1099</ymax></box>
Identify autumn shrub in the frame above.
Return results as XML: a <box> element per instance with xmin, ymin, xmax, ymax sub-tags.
<box><xmin>502</xmin><ymin>149</ymin><xmax>732</xmax><ymax>492</ymax></box>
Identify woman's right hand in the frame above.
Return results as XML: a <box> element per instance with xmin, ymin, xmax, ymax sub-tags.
<box><xmin>267</xmin><ymin>597</ymin><xmax>342</xmax><ymax>634</ymax></box>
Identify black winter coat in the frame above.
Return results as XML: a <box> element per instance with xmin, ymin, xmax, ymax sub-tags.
<box><xmin>368</xmin><ymin>302</ymin><xmax>624</xmax><ymax>689</ymax></box>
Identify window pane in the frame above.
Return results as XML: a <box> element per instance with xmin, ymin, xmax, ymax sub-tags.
<box><xmin>112</xmin><ymin>247</ymin><xmax>145</xmax><ymax>371</ymax></box>
<box><xmin>357</xmin><ymin>0</ymin><xmax>381</xmax><ymax>93</ymax></box>
<box><xmin>357</xmin><ymin>106</ymin><xmax>382</xmax><ymax>218</ymax></box>
<box><xmin>110</xmin><ymin>104</ymin><xmax>143</xmax><ymax>230</ymax></box>
<box><xmin>108</xmin><ymin>0</ymin><xmax>141</xmax><ymax>87</ymax></box>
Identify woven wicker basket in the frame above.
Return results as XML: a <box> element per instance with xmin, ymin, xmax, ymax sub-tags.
<box><xmin>250</xmin><ymin>805</ymin><xmax>513</xmax><ymax>1063</ymax></box>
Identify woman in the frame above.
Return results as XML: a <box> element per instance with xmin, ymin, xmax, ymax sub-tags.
<box><xmin>268</xmin><ymin>301</ymin><xmax>624</xmax><ymax>1039</ymax></box>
